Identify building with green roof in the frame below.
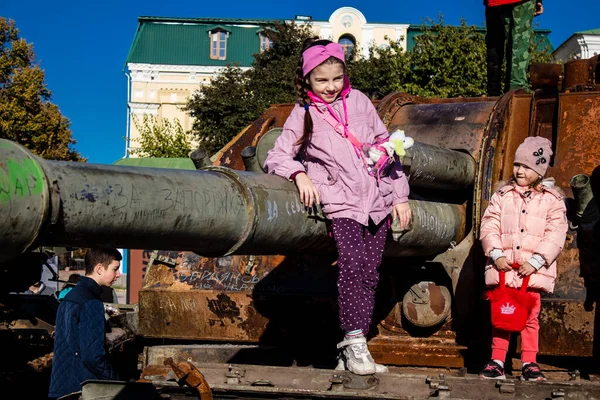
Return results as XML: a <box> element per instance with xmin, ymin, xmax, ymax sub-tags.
<box><xmin>123</xmin><ymin>7</ymin><xmax>412</xmax><ymax>157</ymax></box>
<box><xmin>123</xmin><ymin>6</ymin><xmax>552</xmax><ymax>158</ymax></box>
<box><xmin>553</xmin><ymin>28</ymin><xmax>600</xmax><ymax>61</ymax></box>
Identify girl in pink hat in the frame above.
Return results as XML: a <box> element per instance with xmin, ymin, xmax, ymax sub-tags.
<box><xmin>479</xmin><ymin>136</ymin><xmax>568</xmax><ymax>381</ymax></box>
<box><xmin>264</xmin><ymin>37</ymin><xmax>411</xmax><ymax>375</ymax></box>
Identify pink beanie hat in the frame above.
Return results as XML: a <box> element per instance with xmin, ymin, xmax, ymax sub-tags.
<box><xmin>514</xmin><ymin>136</ymin><xmax>552</xmax><ymax>176</ymax></box>
<box><xmin>302</xmin><ymin>42</ymin><xmax>345</xmax><ymax>77</ymax></box>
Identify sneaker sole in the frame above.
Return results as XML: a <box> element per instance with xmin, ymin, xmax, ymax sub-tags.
<box><xmin>337</xmin><ymin>359</ymin><xmax>388</xmax><ymax>373</ymax></box>
<box><xmin>479</xmin><ymin>374</ymin><xmax>506</xmax><ymax>380</ymax></box>
<box><xmin>521</xmin><ymin>376</ymin><xmax>546</xmax><ymax>382</ymax></box>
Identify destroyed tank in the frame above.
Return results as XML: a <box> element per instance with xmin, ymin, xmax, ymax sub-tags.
<box><xmin>2</xmin><ymin>57</ymin><xmax>600</xmax><ymax>399</ymax></box>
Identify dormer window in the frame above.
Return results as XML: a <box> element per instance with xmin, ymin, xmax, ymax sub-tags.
<box><xmin>209</xmin><ymin>29</ymin><xmax>229</xmax><ymax>60</ymax></box>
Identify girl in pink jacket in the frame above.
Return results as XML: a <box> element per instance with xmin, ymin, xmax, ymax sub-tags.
<box><xmin>479</xmin><ymin>136</ymin><xmax>568</xmax><ymax>381</ymax></box>
<box><xmin>264</xmin><ymin>38</ymin><xmax>410</xmax><ymax>375</ymax></box>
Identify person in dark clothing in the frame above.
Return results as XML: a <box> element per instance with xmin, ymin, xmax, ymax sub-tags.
<box><xmin>485</xmin><ymin>0</ymin><xmax>544</xmax><ymax>96</ymax></box>
<box><xmin>99</xmin><ymin>285</ymin><xmax>119</xmax><ymax>303</ymax></box>
<box><xmin>49</xmin><ymin>248</ymin><xmax>122</xmax><ymax>399</ymax></box>
<box><xmin>58</xmin><ymin>273</ymin><xmax>81</xmax><ymax>301</ymax></box>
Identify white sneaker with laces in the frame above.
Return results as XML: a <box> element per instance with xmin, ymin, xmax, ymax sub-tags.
<box><xmin>336</xmin><ymin>335</ymin><xmax>377</xmax><ymax>375</ymax></box>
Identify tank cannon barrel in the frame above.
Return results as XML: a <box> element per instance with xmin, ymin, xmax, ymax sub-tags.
<box><xmin>401</xmin><ymin>142</ymin><xmax>475</xmax><ymax>190</ymax></box>
<box><xmin>252</xmin><ymin>128</ymin><xmax>476</xmax><ymax>190</ymax></box>
<box><xmin>0</xmin><ymin>139</ymin><xmax>465</xmax><ymax>262</ymax></box>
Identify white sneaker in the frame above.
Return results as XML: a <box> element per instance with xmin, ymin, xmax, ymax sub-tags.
<box><xmin>336</xmin><ymin>336</ymin><xmax>377</xmax><ymax>375</ymax></box>
<box><xmin>335</xmin><ymin>353</ymin><xmax>389</xmax><ymax>373</ymax></box>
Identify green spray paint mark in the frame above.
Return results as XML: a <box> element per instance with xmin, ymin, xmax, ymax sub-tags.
<box><xmin>0</xmin><ymin>157</ymin><xmax>44</xmax><ymax>203</ymax></box>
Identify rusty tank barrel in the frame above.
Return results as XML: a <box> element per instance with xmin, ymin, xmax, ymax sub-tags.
<box><xmin>253</xmin><ymin>129</ymin><xmax>476</xmax><ymax>190</ymax></box>
<box><xmin>570</xmin><ymin>174</ymin><xmax>594</xmax><ymax>220</ymax></box>
<box><xmin>401</xmin><ymin>142</ymin><xmax>475</xmax><ymax>190</ymax></box>
<box><xmin>0</xmin><ymin>139</ymin><xmax>465</xmax><ymax>261</ymax></box>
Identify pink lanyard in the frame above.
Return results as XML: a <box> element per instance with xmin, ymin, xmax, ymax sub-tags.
<box><xmin>306</xmin><ymin>91</ymin><xmax>364</xmax><ymax>159</ymax></box>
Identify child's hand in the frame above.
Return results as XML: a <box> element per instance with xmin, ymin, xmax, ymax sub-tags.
<box><xmin>295</xmin><ymin>173</ymin><xmax>321</xmax><ymax>208</ymax></box>
<box><xmin>392</xmin><ymin>202</ymin><xmax>411</xmax><ymax>230</ymax></box>
<box><xmin>495</xmin><ymin>257</ymin><xmax>512</xmax><ymax>271</ymax></box>
<box><xmin>518</xmin><ymin>262</ymin><xmax>536</xmax><ymax>277</ymax></box>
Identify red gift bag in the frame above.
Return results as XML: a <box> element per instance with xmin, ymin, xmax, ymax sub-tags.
<box><xmin>485</xmin><ymin>266</ymin><xmax>536</xmax><ymax>332</ymax></box>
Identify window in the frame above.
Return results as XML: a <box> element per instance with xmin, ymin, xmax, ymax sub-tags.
<box><xmin>260</xmin><ymin>34</ymin><xmax>273</xmax><ymax>52</ymax></box>
<box><xmin>338</xmin><ymin>36</ymin><xmax>355</xmax><ymax>58</ymax></box>
<box><xmin>210</xmin><ymin>31</ymin><xmax>228</xmax><ymax>60</ymax></box>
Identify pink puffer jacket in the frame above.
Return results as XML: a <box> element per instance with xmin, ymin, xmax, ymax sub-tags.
<box><xmin>480</xmin><ymin>181</ymin><xmax>568</xmax><ymax>293</ymax></box>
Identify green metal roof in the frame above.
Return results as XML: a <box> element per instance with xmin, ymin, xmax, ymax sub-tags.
<box><xmin>576</xmin><ymin>28</ymin><xmax>600</xmax><ymax>35</ymax></box>
<box><xmin>125</xmin><ymin>18</ymin><xmax>272</xmax><ymax>68</ymax></box>
<box><xmin>114</xmin><ymin>158</ymin><xmax>196</xmax><ymax>170</ymax></box>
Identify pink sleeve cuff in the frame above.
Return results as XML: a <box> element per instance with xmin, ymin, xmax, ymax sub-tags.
<box><xmin>289</xmin><ymin>170</ymin><xmax>305</xmax><ymax>181</ymax></box>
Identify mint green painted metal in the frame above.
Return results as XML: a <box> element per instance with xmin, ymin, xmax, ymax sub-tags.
<box><xmin>0</xmin><ymin>139</ymin><xmax>49</xmax><ymax>263</ymax></box>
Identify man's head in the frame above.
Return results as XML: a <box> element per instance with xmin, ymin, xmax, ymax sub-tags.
<box><xmin>84</xmin><ymin>248</ymin><xmax>122</xmax><ymax>287</ymax></box>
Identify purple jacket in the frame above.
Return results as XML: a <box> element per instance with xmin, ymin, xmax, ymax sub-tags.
<box><xmin>264</xmin><ymin>89</ymin><xmax>409</xmax><ymax>226</ymax></box>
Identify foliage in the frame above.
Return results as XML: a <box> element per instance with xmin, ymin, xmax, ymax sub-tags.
<box><xmin>347</xmin><ymin>39</ymin><xmax>413</xmax><ymax>98</ymax></box>
<box><xmin>349</xmin><ymin>16</ymin><xmax>488</xmax><ymax>98</ymax></box>
<box><xmin>0</xmin><ymin>17</ymin><xmax>83</xmax><ymax>161</ymax></box>
<box><xmin>405</xmin><ymin>17</ymin><xmax>488</xmax><ymax>97</ymax></box>
<box><xmin>185</xmin><ymin>66</ymin><xmax>262</xmax><ymax>154</ymax></box>
<box><xmin>186</xmin><ymin>16</ymin><xmax>554</xmax><ymax>154</ymax></box>
<box><xmin>129</xmin><ymin>114</ymin><xmax>194</xmax><ymax>158</ymax></box>
<box><xmin>185</xmin><ymin>22</ymin><xmax>313</xmax><ymax>155</ymax></box>
<box><xmin>349</xmin><ymin>15</ymin><xmax>553</xmax><ymax>99</ymax></box>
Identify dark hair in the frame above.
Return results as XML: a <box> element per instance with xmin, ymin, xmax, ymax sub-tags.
<box><xmin>295</xmin><ymin>37</ymin><xmax>346</xmax><ymax>148</ymax></box>
<box><xmin>84</xmin><ymin>248</ymin><xmax>122</xmax><ymax>276</ymax></box>
<box><xmin>67</xmin><ymin>273</ymin><xmax>80</xmax><ymax>286</ymax></box>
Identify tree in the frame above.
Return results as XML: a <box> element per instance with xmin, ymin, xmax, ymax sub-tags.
<box><xmin>185</xmin><ymin>22</ymin><xmax>313</xmax><ymax>155</ymax></box>
<box><xmin>349</xmin><ymin>15</ymin><xmax>552</xmax><ymax>99</ymax></box>
<box><xmin>185</xmin><ymin>66</ymin><xmax>262</xmax><ymax>155</ymax></box>
<box><xmin>0</xmin><ymin>17</ymin><xmax>83</xmax><ymax>161</ymax></box>
<box><xmin>347</xmin><ymin>39</ymin><xmax>413</xmax><ymax>98</ymax></box>
<box><xmin>129</xmin><ymin>115</ymin><xmax>194</xmax><ymax>158</ymax></box>
<box><xmin>404</xmin><ymin>17</ymin><xmax>488</xmax><ymax>98</ymax></box>
<box><xmin>185</xmin><ymin>17</ymin><xmax>554</xmax><ymax>154</ymax></box>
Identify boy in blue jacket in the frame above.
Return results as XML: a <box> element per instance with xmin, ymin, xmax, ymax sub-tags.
<box><xmin>49</xmin><ymin>248</ymin><xmax>122</xmax><ymax>399</ymax></box>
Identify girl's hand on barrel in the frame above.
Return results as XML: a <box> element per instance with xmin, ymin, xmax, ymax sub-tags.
<box><xmin>295</xmin><ymin>173</ymin><xmax>320</xmax><ymax>208</ymax></box>
<box><xmin>392</xmin><ymin>202</ymin><xmax>411</xmax><ymax>230</ymax></box>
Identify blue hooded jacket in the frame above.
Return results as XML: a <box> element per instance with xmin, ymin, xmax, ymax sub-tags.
<box><xmin>49</xmin><ymin>276</ymin><xmax>119</xmax><ymax>398</ymax></box>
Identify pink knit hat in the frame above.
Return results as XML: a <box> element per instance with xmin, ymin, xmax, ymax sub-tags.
<box><xmin>514</xmin><ymin>136</ymin><xmax>552</xmax><ymax>176</ymax></box>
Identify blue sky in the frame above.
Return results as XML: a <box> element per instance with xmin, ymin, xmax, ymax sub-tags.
<box><xmin>3</xmin><ymin>0</ymin><xmax>599</xmax><ymax>164</ymax></box>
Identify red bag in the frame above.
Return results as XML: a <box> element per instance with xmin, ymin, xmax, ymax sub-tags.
<box><xmin>485</xmin><ymin>266</ymin><xmax>536</xmax><ymax>332</ymax></box>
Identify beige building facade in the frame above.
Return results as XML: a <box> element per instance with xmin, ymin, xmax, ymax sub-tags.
<box><xmin>124</xmin><ymin>7</ymin><xmax>409</xmax><ymax>157</ymax></box>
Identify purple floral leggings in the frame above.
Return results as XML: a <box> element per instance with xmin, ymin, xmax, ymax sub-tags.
<box><xmin>331</xmin><ymin>217</ymin><xmax>388</xmax><ymax>333</ymax></box>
